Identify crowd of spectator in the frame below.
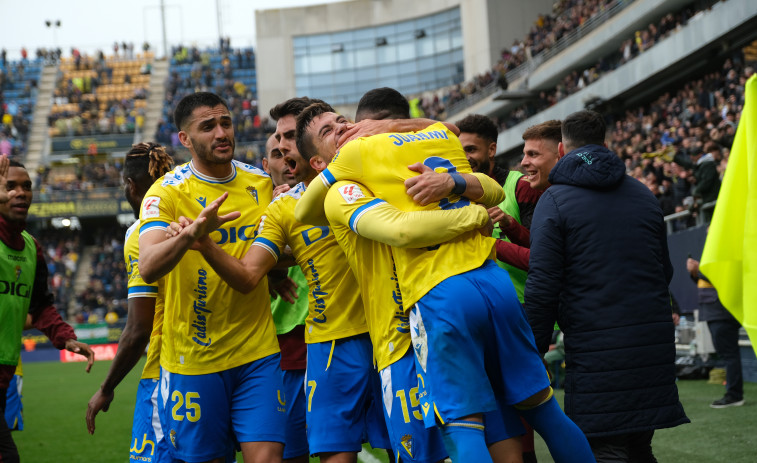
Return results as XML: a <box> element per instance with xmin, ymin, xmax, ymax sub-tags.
<box><xmin>497</xmin><ymin>0</ymin><xmax>716</xmax><ymax>130</ymax></box>
<box><xmin>414</xmin><ymin>0</ymin><xmax>623</xmax><ymax>120</ymax></box>
<box><xmin>33</xmin><ymin>228</ymin><xmax>81</xmax><ymax>320</ymax></box>
<box><xmin>35</xmin><ymin>225</ymin><xmax>128</xmax><ymax>324</ymax></box>
<box><xmin>47</xmin><ymin>48</ymin><xmax>152</xmax><ymax>137</ymax></box>
<box><xmin>70</xmin><ymin>226</ymin><xmax>128</xmax><ymax>324</ymax></box>
<box><xmin>35</xmin><ymin>160</ymin><xmax>122</xmax><ymax>193</ymax></box>
<box><xmin>156</xmin><ymin>43</ymin><xmax>266</xmax><ymax>153</ymax></box>
<box><xmin>608</xmin><ymin>56</ymin><xmax>750</xmax><ymax>229</ymax></box>
<box><xmin>1</xmin><ymin>56</ymin><xmax>39</xmax><ymax>158</ymax></box>
<box><xmin>415</xmin><ymin>0</ymin><xmax>722</xmax><ymax>122</ymax></box>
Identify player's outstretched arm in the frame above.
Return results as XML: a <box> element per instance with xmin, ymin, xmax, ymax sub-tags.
<box><xmin>405</xmin><ymin>165</ymin><xmax>506</xmax><ymax>207</ymax></box>
<box><xmin>325</xmin><ymin>183</ymin><xmax>491</xmax><ymax>248</ymax></box>
<box><xmin>139</xmin><ymin>193</ymin><xmax>240</xmax><ymax>283</ymax></box>
<box><xmin>197</xmin><ymin>240</ymin><xmax>277</xmax><ymax>294</ymax></box>
<box><xmin>86</xmin><ymin>297</ymin><xmax>155</xmax><ymax>435</ymax></box>
<box><xmin>65</xmin><ymin>339</ymin><xmax>95</xmax><ymax>371</ymax></box>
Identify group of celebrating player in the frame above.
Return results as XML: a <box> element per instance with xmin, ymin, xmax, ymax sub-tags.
<box><xmin>86</xmin><ymin>88</ymin><xmax>598</xmax><ymax>463</ymax></box>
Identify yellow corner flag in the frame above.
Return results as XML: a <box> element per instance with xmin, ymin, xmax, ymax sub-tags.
<box><xmin>701</xmin><ymin>74</ymin><xmax>757</xmax><ymax>355</ymax></box>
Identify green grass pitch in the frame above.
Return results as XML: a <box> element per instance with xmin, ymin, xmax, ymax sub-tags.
<box><xmin>11</xmin><ymin>359</ymin><xmax>757</xmax><ymax>462</ymax></box>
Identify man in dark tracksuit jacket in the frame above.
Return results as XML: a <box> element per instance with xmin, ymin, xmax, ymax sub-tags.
<box><xmin>0</xmin><ymin>158</ymin><xmax>94</xmax><ymax>462</ymax></box>
<box><xmin>525</xmin><ymin>111</ymin><xmax>689</xmax><ymax>462</ymax></box>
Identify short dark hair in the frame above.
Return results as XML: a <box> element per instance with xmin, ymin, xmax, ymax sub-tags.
<box><xmin>269</xmin><ymin>97</ymin><xmax>330</xmax><ymax>121</ymax></box>
<box><xmin>456</xmin><ymin>114</ymin><xmax>498</xmax><ymax>144</ymax></box>
<box><xmin>522</xmin><ymin>120</ymin><xmax>562</xmax><ymax>145</ymax></box>
<box><xmin>355</xmin><ymin>87</ymin><xmax>410</xmax><ymax>122</ymax></box>
<box><xmin>173</xmin><ymin>92</ymin><xmax>229</xmax><ymax>131</ymax></box>
<box><xmin>295</xmin><ymin>102</ymin><xmax>336</xmax><ymax>160</ymax></box>
<box><xmin>562</xmin><ymin>110</ymin><xmax>606</xmax><ymax>151</ymax></box>
<box><xmin>9</xmin><ymin>159</ymin><xmax>25</xmax><ymax>169</ymax></box>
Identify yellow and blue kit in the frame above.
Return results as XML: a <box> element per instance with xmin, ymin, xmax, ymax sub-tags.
<box><xmin>296</xmin><ymin>125</ymin><xmax>549</xmax><ymax>431</ymax></box>
<box><xmin>252</xmin><ymin>182</ymin><xmax>389</xmax><ymax>455</ymax></box>
<box><xmin>139</xmin><ymin>160</ymin><xmax>285</xmax><ymax>461</ymax></box>
<box><xmin>124</xmin><ymin>220</ymin><xmax>173</xmax><ymax>463</ymax></box>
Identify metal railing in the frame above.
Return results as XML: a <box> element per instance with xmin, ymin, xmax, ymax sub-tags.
<box><xmin>446</xmin><ymin>0</ymin><xmax>634</xmax><ymax>117</ymax></box>
<box><xmin>664</xmin><ymin>200</ymin><xmax>717</xmax><ymax>235</ymax></box>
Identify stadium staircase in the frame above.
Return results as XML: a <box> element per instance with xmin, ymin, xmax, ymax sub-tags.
<box><xmin>24</xmin><ymin>64</ymin><xmax>57</xmax><ymax>173</ymax></box>
<box><xmin>139</xmin><ymin>59</ymin><xmax>169</xmax><ymax>143</ymax></box>
<box><xmin>72</xmin><ymin>245</ymin><xmax>97</xmax><ymax>295</ymax></box>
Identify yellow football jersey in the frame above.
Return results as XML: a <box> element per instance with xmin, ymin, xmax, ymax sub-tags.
<box><xmin>304</xmin><ymin>123</ymin><xmax>496</xmax><ymax>308</ymax></box>
<box><xmin>124</xmin><ymin>220</ymin><xmax>163</xmax><ymax>380</ymax></box>
<box><xmin>324</xmin><ymin>180</ymin><xmax>492</xmax><ymax>370</ymax></box>
<box><xmin>253</xmin><ymin>182</ymin><xmax>367</xmax><ymax>344</ymax></box>
<box><xmin>139</xmin><ymin>160</ymin><xmax>279</xmax><ymax>375</ymax></box>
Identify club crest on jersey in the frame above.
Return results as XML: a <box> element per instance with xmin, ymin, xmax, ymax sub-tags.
<box><xmin>142</xmin><ymin>196</ymin><xmax>161</xmax><ymax>219</ymax></box>
<box><xmin>337</xmin><ymin>184</ymin><xmax>365</xmax><ymax>204</ymax></box>
<box><xmin>401</xmin><ymin>434</ymin><xmax>414</xmax><ymax>458</ymax></box>
<box><xmin>15</xmin><ymin>265</ymin><xmax>21</xmax><ymax>281</ymax></box>
<box><xmin>246</xmin><ymin>186</ymin><xmax>259</xmax><ymax>204</ymax></box>
<box><xmin>169</xmin><ymin>429</ymin><xmax>177</xmax><ymax>449</ymax></box>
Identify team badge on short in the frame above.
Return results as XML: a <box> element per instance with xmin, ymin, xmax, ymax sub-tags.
<box><xmin>246</xmin><ymin>186</ymin><xmax>259</xmax><ymax>204</ymax></box>
<box><xmin>401</xmin><ymin>434</ymin><xmax>414</xmax><ymax>458</ymax></box>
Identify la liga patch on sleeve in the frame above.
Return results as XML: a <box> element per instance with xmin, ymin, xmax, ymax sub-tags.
<box><xmin>142</xmin><ymin>196</ymin><xmax>161</xmax><ymax>219</ymax></box>
<box><xmin>337</xmin><ymin>184</ymin><xmax>365</xmax><ymax>204</ymax></box>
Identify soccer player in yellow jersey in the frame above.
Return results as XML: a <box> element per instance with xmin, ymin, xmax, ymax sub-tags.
<box><xmin>137</xmin><ymin>93</ymin><xmax>285</xmax><ymax>463</ymax></box>
<box><xmin>294</xmin><ymin>103</ymin><xmax>596</xmax><ymax>463</ymax></box>
<box><xmin>325</xmin><ymin>88</ymin><xmax>525</xmax><ymax>463</ymax></box>
<box><xmin>171</xmin><ymin>98</ymin><xmax>392</xmax><ymax>463</ymax></box>
<box><xmin>86</xmin><ymin>142</ymin><xmax>211</xmax><ymax>462</ymax></box>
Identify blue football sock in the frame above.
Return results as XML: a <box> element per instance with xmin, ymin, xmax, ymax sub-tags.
<box><xmin>518</xmin><ymin>396</ymin><xmax>595</xmax><ymax>463</ymax></box>
<box><xmin>441</xmin><ymin>419</ymin><xmax>494</xmax><ymax>463</ymax></box>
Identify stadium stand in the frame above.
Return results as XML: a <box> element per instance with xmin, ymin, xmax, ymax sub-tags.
<box><xmin>46</xmin><ymin>50</ymin><xmax>154</xmax><ymax>137</ymax></box>
<box><xmin>157</xmin><ymin>45</ymin><xmax>264</xmax><ymax>150</ymax></box>
<box><xmin>0</xmin><ymin>57</ymin><xmax>43</xmax><ymax>158</ymax></box>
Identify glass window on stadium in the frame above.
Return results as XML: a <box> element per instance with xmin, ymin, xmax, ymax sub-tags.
<box><xmin>293</xmin><ymin>7</ymin><xmax>463</xmax><ymax>105</ymax></box>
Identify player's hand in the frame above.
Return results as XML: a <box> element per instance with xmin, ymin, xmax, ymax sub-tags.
<box><xmin>404</xmin><ymin>162</ymin><xmax>454</xmax><ymax>206</ymax></box>
<box><xmin>196</xmin><ymin>192</ymin><xmax>241</xmax><ymax>233</ymax></box>
<box><xmin>269</xmin><ymin>276</ymin><xmax>299</xmax><ymax>304</ymax></box>
<box><xmin>686</xmin><ymin>257</ymin><xmax>699</xmax><ymax>277</ymax></box>
<box><xmin>479</xmin><ymin>216</ymin><xmax>494</xmax><ymax>237</ymax></box>
<box><xmin>65</xmin><ymin>339</ymin><xmax>95</xmax><ymax>373</ymax></box>
<box><xmin>337</xmin><ymin>119</ymin><xmax>394</xmax><ymax>149</ymax></box>
<box><xmin>273</xmin><ymin>184</ymin><xmax>291</xmax><ymax>198</ymax></box>
<box><xmin>0</xmin><ymin>154</ymin><xmax>10</xmax><ymax>204</ymax></box>
<box><xmin>487</xmin><ymin>206</ymin><xmax>514</xmax><ymax>228</ymax></box>
<box><xmin>86</xmin><ymin>387</ymin><xmax>114</xmax><ymax>435</ymax></box>
<box><xmin>672</xmin><ymin>312</ymin><xmax>680</xmax><ymax>326</ymax></box>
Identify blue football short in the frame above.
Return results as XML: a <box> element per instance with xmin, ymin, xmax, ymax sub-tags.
<box><xmin>158</xmin><ymin>354</ymin><xmax>286</xmax><ymax>462</ymax></box>
<box><xmin>482</xmin><ymin>398</ymin><xmax>526</xmax><ymax>445</ymax></box>
<box><xmin>4</xmin><ymin>375</ymin><xmax>22</xmax><ymax>431</ymax></box>
<box><xmin>131</xmin><ymin>378</ymin><xmax>175</xmax><ymax>463</ymax></box>
<box><xmin>281</xmin><ymin>368</ymin><xmax>308</xmax><ymax>459</ymax></box>
<box><xmin>410</xmin><ymin>260</ymin><xmax>550</xmax><ymax>426</ymax></box>
<box><xmin>305</xmin><ymin>333</ymin><xmax>390</xmax><ymax>455</ymax></box>
<box><xmin>379</xmin><ymin>348</ymin><xmax>447</xmax><ymax>463</ymax></box>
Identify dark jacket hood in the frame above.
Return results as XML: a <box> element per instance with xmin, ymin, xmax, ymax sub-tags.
<box><xmin>549</xmin><ymin>144</ymin><xmax>626</xmax><ymax>190</ymax></box>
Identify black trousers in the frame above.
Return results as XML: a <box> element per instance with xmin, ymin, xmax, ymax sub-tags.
<box><xmin>0</xmin><ymin>388</ymin><xmax>20</xmax><ymax>463</ymax></box>
<box><xmin>708</xmin><ymin>318</ymin><xmax>744</xmax><ymax>400</ymax></box>
<box><xmin>587</xmin><ymin>430</ymin><xmax>657</xmax><ymax>463</ymax></box>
